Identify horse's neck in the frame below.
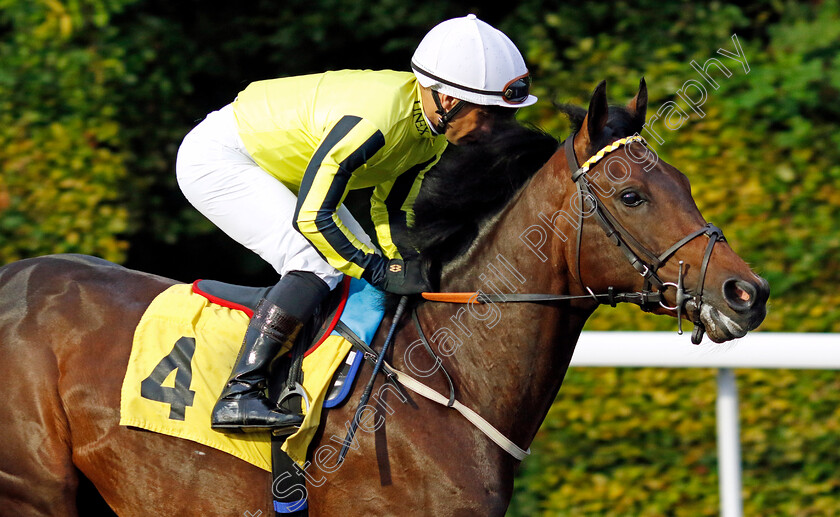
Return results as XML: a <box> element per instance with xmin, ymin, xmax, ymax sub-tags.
<box><xmin>416</xmin><ymin>160</ymin><xmax>595</xmax><ymax>449</ymax></box>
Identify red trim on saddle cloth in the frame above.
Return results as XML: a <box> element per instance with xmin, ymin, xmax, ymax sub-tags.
<box><xmin>189</xmin><ymin>277</ymin><xmax>352</xmax><ymax>357</ymax></box>
<box><xmin>191</xmin><ymin>280</ymin><xmax>257</xmax><ymax>318</ymax></box>
<box><xmin>305</xmin><ymin>276</ymin><xmax>350</xmax><ymax>358</ymax></box>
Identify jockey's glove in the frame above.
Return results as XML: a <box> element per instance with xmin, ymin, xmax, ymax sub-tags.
<box><xmin>378</xmin><ymin>258</ymin><xmax>431</xmax><ymax>295</ymax></box>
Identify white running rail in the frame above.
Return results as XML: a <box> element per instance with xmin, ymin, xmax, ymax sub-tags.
<box><xmin>570</xmin><ymin>332</ymin><xmax>840</xmax><ymax>517</ymax></box>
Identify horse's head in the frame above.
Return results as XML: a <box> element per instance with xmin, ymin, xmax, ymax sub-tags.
<box><xmin>561</xmin><ymin>79</ymin><xmax>769</xmax><ymax>343</ymax></box>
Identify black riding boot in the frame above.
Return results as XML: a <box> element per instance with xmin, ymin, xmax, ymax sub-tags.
<box><xmin>211</xmin><ymin>299</ymin><xmax>305</xmax><ymax>433</ymax></box>
<box><xmin>211</xmin><ymin>271</ymin><xmax>330</xmax><ymax>434</ymax></box>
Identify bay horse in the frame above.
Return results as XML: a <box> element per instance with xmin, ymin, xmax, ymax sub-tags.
<box><xmin>0</xmin><ymin>80</ymin><xmax>768</xmax><ymax>516</ymax></box>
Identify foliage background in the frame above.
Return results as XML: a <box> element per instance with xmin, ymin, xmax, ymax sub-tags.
<box><xmin>1</xmin><ymin>0</ymin><xmax>838</xmax><ymax>514</ymax></box>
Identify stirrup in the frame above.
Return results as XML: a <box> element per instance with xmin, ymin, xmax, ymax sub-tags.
<box><xmin>272</xmin><ymin>382</ymin><xmax>309</xmax><ymax>436</ymax></box>
<box><xmin>277</xmin><ymin>382</ymin><xmax>310</xmax><ymax>413</ymax></box>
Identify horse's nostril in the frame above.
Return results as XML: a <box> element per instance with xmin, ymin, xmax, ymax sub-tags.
<box><xmin>723</xmin><ymin>278</ymin><xmax>756</xmax><ymax>312</ymax></box>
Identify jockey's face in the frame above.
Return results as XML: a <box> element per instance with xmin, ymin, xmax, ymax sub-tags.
<box><xmin>443</xmin><ymin>102</ymin><xmax>498</xmax><ymax>145</ymax></box>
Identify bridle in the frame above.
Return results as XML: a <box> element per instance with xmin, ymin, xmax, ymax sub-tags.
<box><xmin>563</xmin><ymin>132</ymin><xmax>725</xmax><ymax>344</ymax></box>
<box><xmin>422</xmin><ymin>132</ymin><xmax>726</xmax><ymax>344</ymax></box>
<box><xmin>373</xmin><ymin>132</ymin><xmax>729</xmax><ymax>462</ymax></box>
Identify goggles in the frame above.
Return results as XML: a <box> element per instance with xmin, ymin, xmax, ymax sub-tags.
<box><xmin>501</xmin><ymin>74</ymin><xmax>531</xmax><ymax>104</ymax></box>
<box><xmin>411</xmin><ymin>61</ymin><xmax>532</xmax><ymax>105</ymax></box>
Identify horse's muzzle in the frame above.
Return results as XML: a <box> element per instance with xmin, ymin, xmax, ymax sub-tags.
<box><xmin>700</xmin><ymin>274</ymin><xmax>770</xmax><ymax>343</ymax></box>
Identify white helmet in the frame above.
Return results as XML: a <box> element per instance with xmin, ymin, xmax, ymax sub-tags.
<box><xmin>411</xmin><ymin>14</ymin><xmax>537</xmax><ymax>108</ymax></box>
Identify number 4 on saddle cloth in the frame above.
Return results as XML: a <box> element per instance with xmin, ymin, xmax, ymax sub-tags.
<box><xmin>119</xmin><ymin>276</ymin><xmax>385</xmax><ymax>472</ymax></box>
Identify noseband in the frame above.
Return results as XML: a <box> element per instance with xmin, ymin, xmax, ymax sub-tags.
<box><xmin>564</xmin><ymin>133</ymin><xmax>725</xmax><ymax>344</ymax></box>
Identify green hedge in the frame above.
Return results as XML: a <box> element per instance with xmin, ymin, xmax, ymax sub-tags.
<box><xmin>513</xmin><ymin>0</ymin><xmax>840</xmax><ymax>333</ymax></box>
<box><xmin>0</xmin><ymin>0</ymin><xmax>134</xmax><ymax>262</ymax></box>
<box><xmin>510</xmin><ymin>368</ymin><xmax>840</xmax><ymax>516</ymax></box>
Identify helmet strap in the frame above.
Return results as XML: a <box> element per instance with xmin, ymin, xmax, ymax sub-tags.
<box><xmin>431</xmin><ymin>89</ymin><xmax>466</xmax><ymax>134</ymax></box>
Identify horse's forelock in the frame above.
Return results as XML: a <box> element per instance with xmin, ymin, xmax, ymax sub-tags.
<box><xmin>603</xmin><ymin>106</ymin><xmax>645</xmax><ymax>140</ymax></box>
<box><xmin>557</xmin><ymin>103</ymin><xmax>644</xmax><ymax>146</ymax></box>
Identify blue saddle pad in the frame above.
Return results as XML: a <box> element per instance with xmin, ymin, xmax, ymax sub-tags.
<box><xmin>323</xmin><ymin>277</ymin><xmax>385</xmax><ymax>407</ymax></box>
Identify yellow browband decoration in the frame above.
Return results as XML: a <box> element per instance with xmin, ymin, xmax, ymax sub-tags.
<box><xmin>577</xmin><ymin>135</ymin><xmax>647</xmax><ymax>175</ymax></box>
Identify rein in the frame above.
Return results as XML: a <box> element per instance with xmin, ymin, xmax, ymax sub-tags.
<box><xmin>372</xmin><ymin>132</ymin><xmax>728</xmax><ymax>463</ymax></box>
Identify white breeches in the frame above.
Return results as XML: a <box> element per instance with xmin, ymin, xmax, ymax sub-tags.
<box><xmin>175</xmin><ymin>104</ymin><xmax>375</xmax><ymax>290</ymax></box>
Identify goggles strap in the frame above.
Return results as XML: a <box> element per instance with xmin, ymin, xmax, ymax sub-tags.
<box><xmin>412</xmin><ymin>61</ymin><xmax>530</xmax><ymax>104</ymax></box>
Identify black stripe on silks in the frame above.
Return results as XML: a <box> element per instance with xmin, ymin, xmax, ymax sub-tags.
<box><xmin>294</xmin><ymin>115</ymin><xmax>386</xmax><ymax>272</ymax></box>
<box><xmin>385</xmin><ymin>158</ymin><xmax>432</xmax><ymax>213</ymax></box>
<box><xmin>314</xmin><ymin>129</ymin><xmax>386</xmax><ymax>270</ymax></box>
<box><xmin>295</xmin><ymin>116</ymin><xmax>363</xmax><ymax>231</ymax></box>
<box><xmin>384</xmin><ymin>158</ymin><xmax>433</xmax><ymax>258</ymax></box>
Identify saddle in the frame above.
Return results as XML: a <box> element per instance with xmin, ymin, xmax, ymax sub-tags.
<box><xmin>192</xmin><ymin>277</ymin><xmax>370</xmax><ymax>409</ymax></box>
<box><xmin>120</xmin><ymin>276</ymin><xmax>386</xmax><ymax>516</ymax></box>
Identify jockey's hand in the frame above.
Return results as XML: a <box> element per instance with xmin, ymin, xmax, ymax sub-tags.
<box><xmin>380</xmin><ymin>258</ymin><xmax>431</xmax><ymax>295</ymax></box>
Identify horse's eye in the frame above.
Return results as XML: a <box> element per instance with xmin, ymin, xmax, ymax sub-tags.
<box><xmin>620</xmin><ymin>191</ymin><xmax>644</xmax><ymax>207</ymax></box>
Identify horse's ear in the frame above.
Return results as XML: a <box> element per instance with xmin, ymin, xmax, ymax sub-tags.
<box><xmin>627</xmin><ymin>77</ymin><xmax>648</xmax><ymax>126</ymax></box>
<box><xmin>581</xmin><ymin>80</ymin><xmax>608</xmax><ymax>147</ymax></box>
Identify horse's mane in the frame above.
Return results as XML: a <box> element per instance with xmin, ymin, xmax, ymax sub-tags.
<box><xmin>411</xmin><ymin>104</ymin><xmax>644</xmax><ymax>275</ymax></box>
<box><xmin>410</xmin><ymin>122</ymin><xmax>558</xmax><ymax>269</ymax></box>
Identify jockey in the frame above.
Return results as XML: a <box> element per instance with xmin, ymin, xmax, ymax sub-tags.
<box><xmin>176</xmin><ymin>14</ymin><xmax>537</xmax><ymax>433</ymax></box>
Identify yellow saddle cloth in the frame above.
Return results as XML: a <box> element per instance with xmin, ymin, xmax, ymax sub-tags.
<box><xmin>119</xmin><ymin>283</ymin><xmax>353</xmax><ymax>469</ymax></box>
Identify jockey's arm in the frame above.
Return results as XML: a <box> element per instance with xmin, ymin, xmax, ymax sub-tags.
<box><xmin>293</xmin><ymin>115</ymin><xmax>388</xmax><ymax>285</ymax></box>
<box><xmin>370</xmin><ymin>155</ymin><xmax>439</xmax><ymax>262</ymax></box>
